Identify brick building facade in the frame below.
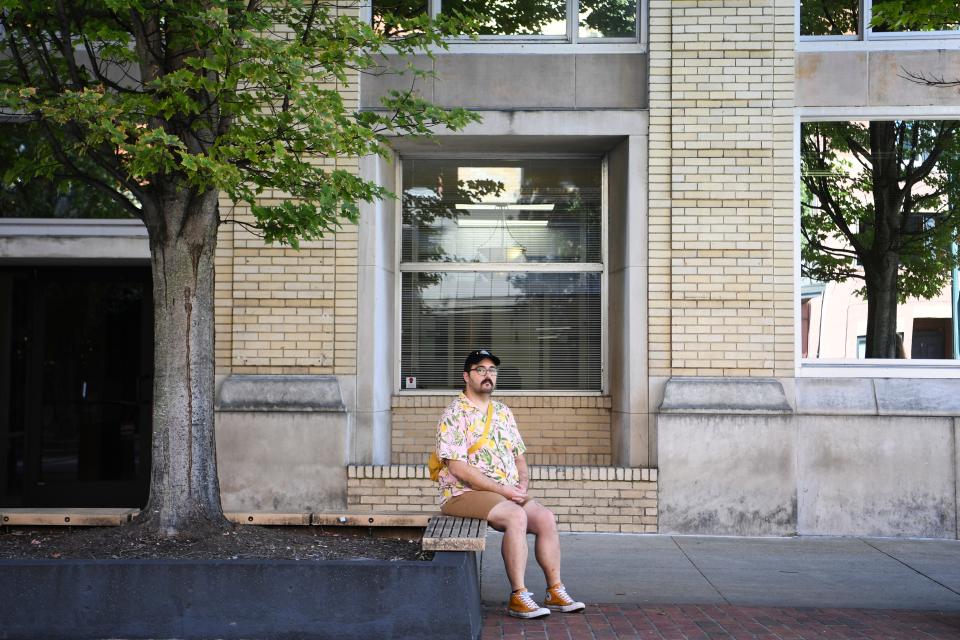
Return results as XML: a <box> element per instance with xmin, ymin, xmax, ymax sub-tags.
<box><xmin>2</xmin><ymin>1</ymin><xmax>959</xmax><ymax>537</ymax></box>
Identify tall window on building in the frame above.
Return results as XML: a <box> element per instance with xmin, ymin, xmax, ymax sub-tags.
<box><xmin>399</xmin><ymin>157</ymin><xmax>604</xmax><ymax>391</ymax></box>
<box><xmin>799</xmin><ymin>119</ymin><xmax>960</xmax><ymax>361</ymax></box>
<box><xmin>373</xmin><ymin>0</ymin><xmax>640</xmax><ymax>41</ymax></box>
<box><xmin>800</xmin><ymin>0</ymin><xmax>960</xmax><ymax>38</ymax></box>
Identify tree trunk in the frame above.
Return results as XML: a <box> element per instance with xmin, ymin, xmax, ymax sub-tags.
<box><xmin>139</xmin><ymin>188</ymin><xmax>227</xmax><ymax>536</ymax></box>
<box><xmin>862</xmin><ymin>121</ymin><xmax>905</xmax><ymax>359</ymax></box>
<box><xmin>863</xmin><ymin>255</ymin><xmax>901</xmax><ymax>358</ymax></box>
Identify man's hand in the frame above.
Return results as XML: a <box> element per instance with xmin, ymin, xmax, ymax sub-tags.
<box><xmin>447</xmin><ymin>459</ymin><xmax>529</xmax><ymax>504</ymax></box>
<box><xmin>503</xmin><ymin>484</ymin><xmax>529</xmax><ymax>505</ymax></box>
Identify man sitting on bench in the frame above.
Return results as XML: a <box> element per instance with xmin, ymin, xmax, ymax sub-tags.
<box><xmin>434</xmin><ymin>349</ymin><xmax>586</xmax><ymax>619</ymax></box>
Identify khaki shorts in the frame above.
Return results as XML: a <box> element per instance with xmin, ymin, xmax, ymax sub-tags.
<box><xmin>441</xmin><ymin>490</ymin><xmax>506</xmax><ymax>520</ymax></box>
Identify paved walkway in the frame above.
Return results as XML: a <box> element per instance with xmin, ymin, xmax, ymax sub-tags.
<box><xmin>478</xmin><ymin>533</ymin><xmax>960</xmax><ymax>639</ymax></box>
<box><xmin>482</xmin><ymin>604</ymin><xmax>960</xmax><ymax>639</ymax></box>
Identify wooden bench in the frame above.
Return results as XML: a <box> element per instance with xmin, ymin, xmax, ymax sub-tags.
<box><xmin>421</xmin><ymin>515</ymin><xmax>487</xmax><ymax>551</ymax></box>
<box><xmin>0</xmin><ymin>508</ymin><xmax>139</xmax><ymax>526</ymax></box>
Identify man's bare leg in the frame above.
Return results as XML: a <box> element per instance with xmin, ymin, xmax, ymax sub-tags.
<box><xmin>487</xmin><ymin>501</ymin><xmax>529</xmax><ymax>591</ymax></box>
<box><xmin>523</xmin><ymin>500</ymin><xmax>561</xmax><ymax>587</ymax></box>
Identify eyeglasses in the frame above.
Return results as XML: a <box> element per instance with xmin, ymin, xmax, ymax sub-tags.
<box><xmin>469</xmin><ymin>366</ymin><xmax>498</xmax><ymax>376</ymax></box>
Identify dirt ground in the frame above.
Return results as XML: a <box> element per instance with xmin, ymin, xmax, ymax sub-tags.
<box><xmin>0</xmin><ymin>524</ymin><xmax>432</xmax><ymax>562</ymax></box>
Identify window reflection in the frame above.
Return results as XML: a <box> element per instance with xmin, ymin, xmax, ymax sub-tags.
<box><xmin>800</xmin><ymin>0</ymin><xmax>859</xmax><ymax>36</ymax></box>
<box><xmin>871</xmin><ymin>0</ymin><xmax>960</xmax><ymax>32</ymax></box>
<box><xmin>800</xmin><ymin>120</ymin><xmax>960</xmax><ymax>360</ymax></box>
<box><xmin>443</xmin><ymin>0</ymin><xmax>567</xmax><ymax>36</ymax></box>
<box><xmin>579</xmin><ymin>0</ymin><xmax>638</xmax><ymax>38</ymax></box>
<box><xmin>401</xmin><ymin>158</ymin><xmax>602</xmax><ymax>264</ymax></box>
<box><xmin>372</xmin><ymin>0</ymin><xmax>429</xmax><ymax>38</ymax></box>
<box><xmin>374</xmin><ymin>0</ymin><xmax>639</xmax><ymax>40</ymax></box>
<box><xmin>401</xmin><ymin>271</ymin><xmax>601</xmax><ymax>390</ymax></box>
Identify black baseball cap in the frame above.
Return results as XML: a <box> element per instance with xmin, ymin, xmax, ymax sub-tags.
<box><xmin>463</xmin><ymin>349</ymin><xmax>500</xmax><ymax>371</ymax></box>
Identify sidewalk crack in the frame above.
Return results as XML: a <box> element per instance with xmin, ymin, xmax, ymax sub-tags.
<box><xmin>860</xmin><ymin>538</ymin><xmax>960</xmax><ymax>599</ymax></box>
<box><xmin>670</xmin><ymin>537</ymin><xmax>731</xmax><ymax>605</ymax></box>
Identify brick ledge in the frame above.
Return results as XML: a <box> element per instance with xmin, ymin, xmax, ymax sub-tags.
<box><xmin>348</xmin><ymin>464</ymin><xmax>656</xmax><ymax>483</ymax></box>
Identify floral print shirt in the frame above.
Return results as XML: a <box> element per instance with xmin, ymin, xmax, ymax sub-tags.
<box><xmin>436</xmin><ymin>392</ymin><xmax>526</xmax><ymax>505</ymax></box>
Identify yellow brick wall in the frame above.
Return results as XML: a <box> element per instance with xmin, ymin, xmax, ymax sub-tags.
<box><xmin>347</xmin><ymin>465</ymin><xmax>658</xmax><ymax>533</ymax></box>
<box><xmin>648</xmin><ymin>0</ymin><xmax>795</xmax><ymax>377</ymax></box>
<box><xmin>391</xmin><ymin>395</ymin><xmax>613</xmax><ymax>466</ymax></box>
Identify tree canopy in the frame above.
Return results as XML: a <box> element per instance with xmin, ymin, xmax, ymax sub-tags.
<box><xmin>0</xmin><ymin>0</ymin><xmax>479</xmax><ymax>244</ymax></box>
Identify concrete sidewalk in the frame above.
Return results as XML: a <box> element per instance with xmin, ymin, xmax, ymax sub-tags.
<box><xmin>480</xmin><ymin>532</ymin><xmax>960</xmax><ymax>612</ymax></box>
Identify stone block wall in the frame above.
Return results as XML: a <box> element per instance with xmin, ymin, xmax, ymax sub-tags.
<box><xmin>347</xmin><ymin>465</ymin><xmax>658</xmax><ymax>533</ymax></box>
<box><xmin>391</xmin><ymin>396</ymin><xmax>614</xmax><ymax>466</ymax></box>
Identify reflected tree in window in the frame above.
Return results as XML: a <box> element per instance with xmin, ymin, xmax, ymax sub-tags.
<box><xmin>579</xmin><ymin>0</ymin><xmax>637</xmax><ymax>38</ymax></box>
<box><xmin>372</xmin><ymin>0</ymin><xmax>431</xmax><ymax>38</ymax></box>
<box><xmin>444</xmin><ymin>0</ymin><xmax>567</xmax><ymax>36</ymax></box>
<box><xmin>801</xmin><ymin>120</ymin><xmax>960</xmax><ymax>358</ymax></box>
<box><xmin>871</xmin><ymin>0</ymin><xmax>960</xmax><ymax>32</ymax></box>
<box><xmin>402</xmin><ymin>175</ymin><xmax>504</xmax><ymax>290</ymax></box>
<box><xmin>376</xmin><ymin>0</ymin><xmax>637</xmax><ymax>38</ymax></box>
<box><xmin>800</xmin><ymin>0</ymin><xmax>859</xmax><ymax>35</ymax></box>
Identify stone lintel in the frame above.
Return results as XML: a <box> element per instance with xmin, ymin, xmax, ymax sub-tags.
<box><xmin>216</xmin><ymin>374</ymin><xmax>345</xmax><ymax>412</ymax></box>
<box><xmin>659</xmin><ymin>377</ymin><xmax>792</xmax><ymax>414</ymax></box>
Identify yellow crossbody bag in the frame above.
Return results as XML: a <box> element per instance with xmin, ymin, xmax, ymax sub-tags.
<box><xmin>429</xmin><ymin>402</ymin><xmax>494</xmax><ymax>482</ymax></box>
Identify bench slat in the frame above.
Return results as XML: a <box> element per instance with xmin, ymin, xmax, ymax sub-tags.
<box><xmin>422</xmin><ymin>515</ymin><xmax>486</xmax><ymax>552</ymax></box>
<box><xmin>312</xmin><ymin>513</ymin><xmax>432</xmax><ymax>528</ymax></box>
<box><xmin>0</xmin><ymin>508</ymin><xmax>138</xmax><ymax>526</ymax></box>
<box><xmin>225</xmin><ymin>513</ymin><xmax>311</xmax><ymax>526</ymax></box>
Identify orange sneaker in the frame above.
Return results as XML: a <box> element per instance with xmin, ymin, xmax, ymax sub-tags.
<box><xmin>507</xmin><ymin>589</ymin><xmax>550</xmax><ymax>619</ymax></box>
<box><xmin>544</xmin><ymin>583</ymin><xmax>585</xmax><ymax>613</ymax></box>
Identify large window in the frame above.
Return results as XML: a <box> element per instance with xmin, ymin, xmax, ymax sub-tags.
<box><xmin>800</xmin><ymin>0</ymin><xmax>960</xmax><ymax>39</ymax></box>
<box><xmin>799</xmin><ymin>119</ymin><xmax>960</xmax><ymax>363</ymax></box>
<box><xmin>373</xmin><ymin>0</ymin><xmax>640</xmax><ymax>41</ymax></box>
<box><xmin>399</xmin><ymin>157</ymin><xmax>604</xmax><ymax>391</ymax></box>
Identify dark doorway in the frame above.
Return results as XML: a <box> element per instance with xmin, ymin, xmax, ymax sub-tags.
<box><xmin>0</xmin><ymin>265</ymin><xmax>152</xmax><ymax>507</ymax></box>
<box><xmin>912</xmin><ymin>318</ymin><xmax>952</xmax><ymax>360</ymax></box>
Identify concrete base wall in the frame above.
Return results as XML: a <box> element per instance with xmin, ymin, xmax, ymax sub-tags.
<box><xmin>216</xmin><ymin>412</ymin><xmax>348</xmax><ymax>512</ymax></box>
<box><xmin>797</xmin><ymin>415</ymin><xmax>956</xmax><ymax>538</ymax></box>
<box><xmin>215</xmin><ymin>375</ymin><xmax>350</xmax><ymax>512</ymax></box>
<box><xmin>659</xmin><ymin>414</ymin><xmax>798</xmax><ymax>536</ymax></box>
<box><xmin>0</xmin><ymin>553</ymin><xmax>482</xmax><ymax>640</ymax></box>
<box><xmin>658</xmin><ymin>377</ymin><xmax>960</xmax><ymax>539</ymax></box>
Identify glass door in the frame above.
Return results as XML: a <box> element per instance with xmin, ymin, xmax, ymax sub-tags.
<box><xmin>0</xmin><ymin>266</ymin><xmax>152</xmax><ymax>507</ymax></box>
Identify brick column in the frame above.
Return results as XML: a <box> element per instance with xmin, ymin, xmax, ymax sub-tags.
<box><xmin>648</xmin><ymin>0</ymin><xmax>795</xmax><ymax>377</ymax></box>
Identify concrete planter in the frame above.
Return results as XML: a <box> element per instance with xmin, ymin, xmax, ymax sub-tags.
<box><xmin>0</xmin><ymin>551</ymin><xmax>481</xmax><ymax>640</ymax></box>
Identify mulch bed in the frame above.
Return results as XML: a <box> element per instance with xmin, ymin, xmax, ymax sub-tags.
<box><xmin>0</xmin><ymin>524</ymin><xmax>432</xmax><ymax>562</ymax></box>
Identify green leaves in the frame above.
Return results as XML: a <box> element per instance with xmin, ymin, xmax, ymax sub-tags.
<box><xmin>0</xmin><ymin>0</ymin><xmax>481</xmax><ymax>242</ymax></box>
<box><xmin>871</xmin><ymin>0</ymin><xmax>960</xmax><ymax>31</ymax></box>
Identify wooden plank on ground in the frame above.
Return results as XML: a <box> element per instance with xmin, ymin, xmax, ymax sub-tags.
<box><xmin>311</xmin><ymin>512</ymin><xmax>434</xmax><ymax>527</ymax></box>
<box><xmin>422</xmin><ymin>515</ymin><xmax>486</xmax><ymax>551</ymax></box>
<box><xmin>225</xmin><ymin>512</ymin><xmax>310</xmax><ymax>526</ymax></box>
<box><xmin>0</xmin><ymin>508</ymin><xmax>138</xmax><ymax>526</ymax></box>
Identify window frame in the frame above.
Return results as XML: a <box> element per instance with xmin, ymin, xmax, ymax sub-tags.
<box><xmin>368</xmin><ymin>0</ymin><xmax>645</xmax><ymax>46</ymax></box>
<box><xmin>796</xmin><ymin>0</ymin><xmax>960</xmax><ymax>46</ymax></box>
<box><xmin>394</xmin><ymin>153</ymin><xmax>609</xmax><ymax>395</ymax></box>
<box><xmin>794</xmin><ymin>107</ymin><xmax>960</xmax><ymax>378</ymax></box>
